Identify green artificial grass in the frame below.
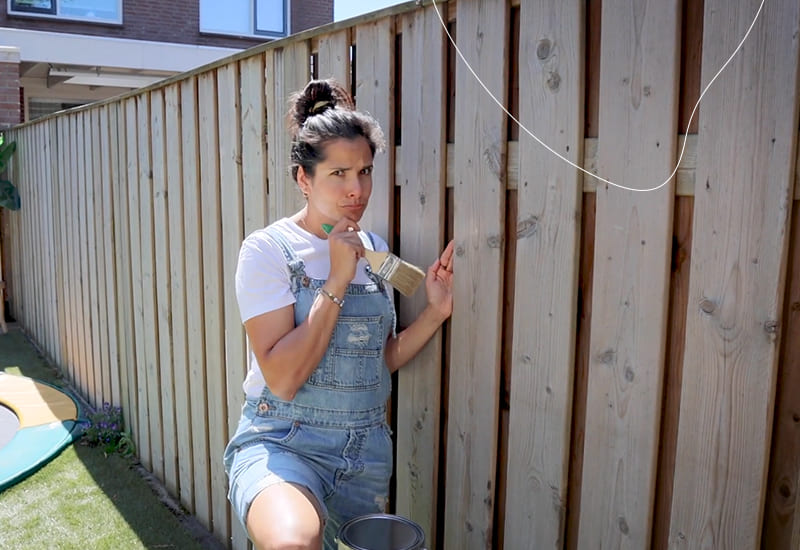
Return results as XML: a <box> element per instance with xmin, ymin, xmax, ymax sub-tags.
<box><xmin>0</xmin><ymin>327</ymin><xmax>214</xmax><ymax>549</ymax></box>
<box><xmin>0</xmin><ymin>445</ymin><xmax>207</xmax><ymax>549</ymax></box>
<box><xmin>0</xmin><ymin>327</ymin><xmax>65</xmax><ymax>386</ymax></box>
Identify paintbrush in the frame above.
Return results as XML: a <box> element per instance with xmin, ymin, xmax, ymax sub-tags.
<box><xmin>322</xmin><ymin>224</ymin><xmax>426</xmax><ymax>296</ymax></box>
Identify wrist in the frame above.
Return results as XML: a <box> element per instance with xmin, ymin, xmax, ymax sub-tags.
<box><xmin>318</xmin><ymin>287</ymin><xmax>345</xmax><ymax>308</ymax></box>
<box><xmin>325</xmin><ymin>275</ymin><xmax>349</xmax><ymax>296</ymax></box>
<box><xmin>423</xmin><ymin>303</ymin><xmax>450</xmax><ymax>325</ymax></box>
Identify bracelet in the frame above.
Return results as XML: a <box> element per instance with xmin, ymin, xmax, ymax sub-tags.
<box><xmin>317</xmin><ymin>287</ymin><xmax>344</xmax><ymax>308</ymax></box>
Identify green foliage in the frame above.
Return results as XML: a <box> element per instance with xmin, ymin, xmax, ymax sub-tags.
<box><xmin>82</xmin><ymin>402</ymin><xmax>136</xmax><ymax>457</ymax></box>
<box><xmin>0</xmin><ymin>138</ymin><xmax>15</xmax><ymax>172</ymax></box>
<box><xmin>0</xmin><ymin>138</ymin><xmax>19</xmax><ymax>210</ymax></box>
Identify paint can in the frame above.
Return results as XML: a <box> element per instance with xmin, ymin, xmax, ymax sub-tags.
<box><xmin>336</xmin><ymin>513</ymin><xmax>426</xmax><ymax>550</ymax></box>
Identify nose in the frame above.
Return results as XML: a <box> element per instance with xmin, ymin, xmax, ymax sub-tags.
<box><xmin>346</xmin><ymin>174</ymin><xmax>362</xmax><ymax>198</ymax></box>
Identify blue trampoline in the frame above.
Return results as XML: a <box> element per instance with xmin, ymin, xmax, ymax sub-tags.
<box><xmin>0</xmin><ymin>373</ymin><xmax>84</xmax><ymax>491</ymax></box>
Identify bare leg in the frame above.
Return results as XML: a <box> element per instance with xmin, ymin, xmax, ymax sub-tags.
<box><xmin>247</xmin><ymin>481</ymin><xmax>324</xmax><ymax>550</ymax></box>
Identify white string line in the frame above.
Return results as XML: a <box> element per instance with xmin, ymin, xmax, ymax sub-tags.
<box><xmin>429</xmin><ymin>0</ymin><xmax>766</xmax><ymax>193</ymax></box>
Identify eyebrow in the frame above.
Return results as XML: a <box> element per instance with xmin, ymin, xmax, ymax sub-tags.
<box><xmin>329</xmin><ymin>164</ymin><xmax>373</xmax><ymax>171</ymax></box>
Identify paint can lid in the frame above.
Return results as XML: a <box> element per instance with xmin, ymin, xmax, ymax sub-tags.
<box><xmin>336</xmin><ymin>513</ymin><xmax>426</xmax><ymax>550</ymax></box>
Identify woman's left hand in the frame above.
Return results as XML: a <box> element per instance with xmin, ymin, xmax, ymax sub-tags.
<box><xmin>425</xmin><ymin>239</ymin><xmax>455</xmax><ymax>321</ymax></box>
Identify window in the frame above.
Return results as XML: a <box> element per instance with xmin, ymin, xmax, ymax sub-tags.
<box><xmin>8</xmin><ymin>0</ymin><xmax>122</xmax><ymax>24</ymax></box>
<box><xmin>200</xmin><ymin>0</ymin><xmax>288</xmax><ymax>39</ymax></box>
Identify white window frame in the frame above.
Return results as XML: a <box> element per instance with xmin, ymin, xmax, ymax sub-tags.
<box><xmin>199</xmin><ymin>0</ymin><xmax>289</xmax><ymax>39</ymax></box>
<box><xmin>7</xmin><ymin>0</ymin><xmax>123</xmax><ymax>25</ymax></box>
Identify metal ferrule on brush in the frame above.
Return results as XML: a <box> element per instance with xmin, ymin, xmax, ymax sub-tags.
<box><xmin>374</xmin><ymin>254</ymin><xmax>401</xmax><ymax>281</ymax></box>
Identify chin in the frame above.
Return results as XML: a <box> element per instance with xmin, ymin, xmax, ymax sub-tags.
<box><xmin>341</xmin><ymin>207</ymin><xmax>366</xmax><ymax>220</ymax></box>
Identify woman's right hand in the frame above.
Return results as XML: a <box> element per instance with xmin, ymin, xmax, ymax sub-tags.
<box><xmin>325</xmin><ymin>217</ymin><xmax>364</xmax><ymax>289</ymax></box>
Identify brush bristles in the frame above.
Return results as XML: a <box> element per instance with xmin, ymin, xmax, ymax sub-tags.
<box><xmin>375</xmin><ymin>255</ymin><xmax>426</xmax><ymax>296</ymax></box>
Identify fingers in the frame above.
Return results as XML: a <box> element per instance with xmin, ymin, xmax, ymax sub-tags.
<box><xmin>439</xmin><ymin>240</ymin><xmax>455</xmax><ymax>274</ymax></box>
<box><xmin>328</xmin><ymin>217</ymin><xmax>365</xmax><ymax>260</ymax></box>
<box><xmin>330</xmin><ymin>217</ymin><xmax>361</xmax><ymax>235</ymax></box>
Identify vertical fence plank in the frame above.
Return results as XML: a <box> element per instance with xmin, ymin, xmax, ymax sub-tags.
<box><xmin>32</xmin><ymin>125</ymin><xmax>43</xmax><ymax>348</ymax></box>
<box><xmin>27</xmin><ymin>128</ymin><xmax>36</xmax><ymax>333</ymax></box>
<box><xmin>137</xmin><ymin>93</ymin><xmax>164</xmax><ymax>477</ymax></box>
<box><xmin>763</xmin><ymin>201</ymin><xmax>800</xmax><ymax>547</ymax></box>
<box><xmin>165</xmin><ymin>82</ymin><xmax>194</xmax><ymax>511</ymax></box>
<box><xmin>42</xmin><ymin>122</ymin><xmax>53</xmax><ymax>354</ymax></box>
<box><xmin>126</xmin><ymin>97</ymin><xmax>149</xmax><ymax>466</ymax></box>
<box><xmin>444</xmin><ymin>0</ymin><xmax>508</xmax><ymax>548</ymax></box>
<box><xmin>578</xmin><ymin>0</ymin><xmax>680</xmax><ymax>547</ymax></box>
<box><xmin>88</xmin><ymin>109</ymin><xmax>106</xmax><ymax>405</ymax></box>
<box><xmin>241</xmin><ymin>55</ymin><xmax>269</xmax><ymax>235</ymax></box>
<box><xmin>93</xmin><ymin>108</ymin><xmax>111</xmax><ymax>401</ymax></box>
<box><xmin>31</xmin><ymin>126</ymin><xmax>42</xmax><ymax>344</ymax></box>
<box><xmin>316</xmin><ymin>29</ymin><xmax>351</xmax><ymax>90</ymax></box>
<box><xmin>76</xmin><ymin>112</ymin><xmax>92</xmax><ymax>400</ymax></box>
<box><xmin>98</xmin><ymin>105</ymin><xmax>121</xmax><ymax>405</ymax></box>
<box><xmin>25</xmin><ymin>126</ymin><xmax>34</xmax><ymax>333</ymax></box>
<box><xmin>73</xmin><ymin>112</ymin><xmax>86</xmax><ymax>393</ymax></box>
<box><xmin>78</xmin><ymin>111</ymin><xmax>92</xmax><ymax>400</ymax></box>
<box><xmin>565</xmin><ymin>193</ymin><xmax>597</xmax><ymax>550</ymax></box>
<box><xmin>48</xmin><ymin>119</ymin><xmax>64</xmax><ymax>367</ymax></box>
<box><xmin>669</xmin><ymin>0</ymin><xmax>800</xmax><ymax>546</ymax></box>
<box><xmin>151</xmin><ymin>88</ymin><xmax>178</xmax><ymax>493</ymax></box>
<box><xmin>266</xmin><ymin>41</ymin><xmax>310</xmax><ymax>223</ymax></box>
<box><xmin>99</xmin><ymin>106</ymin><xmax>120</xmax><ymax>405</ymax></box>
<box><xmin>110</xmin><ymin>102</ymin><xmax>136</xmax><ymax>436</ymax></box>
<box><xmin>238</xmin><ymin>57</ymin><xmax>268</xmax><ymax>549</ymax></box>
<box><xmin>24</xmin><ymin>126</ymin><xmax>35</xmax><ymax>336</ymax></box>
<box><xmin>218</xmin><ymin>62</ymin><xmax>246</xmax><ymax>436</ymax></box>
<box><xmin>66</xmin><ymin>115</ymin><xmax>78</xmax><ymax>386</ymax></box>
<box><xmin>355</xmin><ymin>17</ymin><xmax>394</xmax><ymax>244</ymax></box>
<box><xmin>47</xmin><ymin>120</ymin><xmax>59</xmax><ymax>361</ymax></box>
<box><xmin>182</xmin><ymin>75</ymin><xmax>212</xmax><ymax>526</ymax></box>
<box><xmin>504</xmin><ymin>0</ymin><xmax>583</xmax><ymax>547</ymax></box>
<box><xmin>395</xmin><ymin>5</ymin><xmax>446</xmax><ymax>545</ymax></box>
<box><xmin>218</xmin><ymin>61</ymin><xmax>248</xmax><ymax>548</ymax></box>
<box><xmin>44</xmin><ymin>120</ymin><xmax>56</xmax><ymax>358</ymax></box>
<box><xmin>59</xmin><ymin>117</ymin><xmax>76</xmax><ymax>384</ymax></box>
<box><xmin>651</xmin><ymin>195</ymin><xmax>693</xmax><ymax>550</ymax></box>
<box><xmin>53</xmin><ymin>119</ymin><xmax>68</xmax><ymax>373</ymax></box>
<box><xmin>198</xmin><ymin>70</ymin><xmax>230</xmax><ymax>541</ymax></box>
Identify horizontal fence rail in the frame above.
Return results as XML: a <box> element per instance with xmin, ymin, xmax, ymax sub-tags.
<box><xmin>2</xmin><ymin>0</ymin><xmax>800</xmax><ymax>548</ymax></box>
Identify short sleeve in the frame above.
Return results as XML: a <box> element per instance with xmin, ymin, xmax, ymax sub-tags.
<box><xmin>235</xmin><ymin>232</ymin><xmax>296</xmax><ymax>323</ymax></box>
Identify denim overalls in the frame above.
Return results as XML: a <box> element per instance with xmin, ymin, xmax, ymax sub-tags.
<box><xmin>224</xmin><ymin>226</ymin><xmax>396</xmax><ymax>549</ymax></box>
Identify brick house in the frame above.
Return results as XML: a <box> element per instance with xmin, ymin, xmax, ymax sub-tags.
<box><xmin>0</xmin><ymin>0</ymin><xmax>332</xmax><ymax>127</ymax></box>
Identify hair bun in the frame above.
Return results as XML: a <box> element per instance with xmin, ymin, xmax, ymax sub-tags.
<box><xmin>288</xmin><ymin>79</ymin><xmax>354</xmax><ymax>135</ymax></box>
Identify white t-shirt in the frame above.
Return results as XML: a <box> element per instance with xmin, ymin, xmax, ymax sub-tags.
<box><xmin>235</xmin><ymin>217</ymin><xmax>392</xmax><ymax>398</ymax></box>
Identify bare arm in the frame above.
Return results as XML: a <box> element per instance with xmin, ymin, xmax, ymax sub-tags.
<box><xmin>244</xmin><ymin>287</ymin><xmax>344</xmax><ymax>401</ymax></box>
<box><xmin>384</xmin><ymin>240</ymin><xmax>454</xmax><ymax>372</ymax></box>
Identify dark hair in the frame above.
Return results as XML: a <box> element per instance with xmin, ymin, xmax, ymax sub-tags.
<box><xmin>288</xmin><ymin>79</ymin><xmax>385</xmax><ymax>181</ymax></box>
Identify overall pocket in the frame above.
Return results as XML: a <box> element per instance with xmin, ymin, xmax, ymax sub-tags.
<box><xmin>308</xmin><ymin>315</ymin><xmax>384</xmax><ymax>390</ymax></box>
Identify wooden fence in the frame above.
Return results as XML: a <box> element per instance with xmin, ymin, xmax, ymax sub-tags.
<box><xmin>2</xmin><ymin>0</ymin><xmax>800</xmax><ymax>548</ymax></box>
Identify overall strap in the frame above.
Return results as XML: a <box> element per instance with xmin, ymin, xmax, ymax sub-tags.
<box><xmin>264</xmin><ymin>226</ymin><xmax>307</xmax><ymax>286</ymax></box>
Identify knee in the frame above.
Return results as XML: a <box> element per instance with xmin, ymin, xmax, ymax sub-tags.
<box><xmin>251</xmin><ymin>528</ymin><xmax>322</xmax><ymax>550</ymax></box>
<box><xmin>246</xmin><ymin>481</ymin><xmax>324</xmax><ymax>550</ymax></box>
<box><xmin>248</xmin><ymin>508</ymin><xmax>323</xmax><ymax>550</ymax></box>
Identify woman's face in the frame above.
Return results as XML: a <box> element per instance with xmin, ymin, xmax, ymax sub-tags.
<box><xmin>299</xmin><ymin>136</ymin><xmax>374</xmax><ymax>223</ymax></box>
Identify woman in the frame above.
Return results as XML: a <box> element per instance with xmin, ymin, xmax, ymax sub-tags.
<box><xmin>224</xmin><ymin>78</ymin><xmax>454</xmax><ymax>550</ymax></box>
